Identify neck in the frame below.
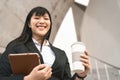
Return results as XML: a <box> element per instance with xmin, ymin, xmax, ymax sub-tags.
<box><xmin>32</xmin><ymin>35</ymin><xmax>42</xmax><ymax>43</ymax></box>
<box><xmin>32</xmin><ymin>37</ymin><xmax>47</xmax><ymax>45</ymax></box>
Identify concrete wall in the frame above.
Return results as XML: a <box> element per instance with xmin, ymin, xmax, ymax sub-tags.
<box><xmin>81</xmin><ymin>0</ymin><xmax>120</xmax><ymax>68</ymax></box>
<box><xmin>72</xmin><ymin>3</ymin><xmax>86</xmax><ymax>41</ymax></box>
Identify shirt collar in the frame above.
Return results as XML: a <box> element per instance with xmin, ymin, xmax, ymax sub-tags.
<box><xmin>32</xmin><ymin>38</ymin><xmax>49</xmax><ymax>46</ymax></box>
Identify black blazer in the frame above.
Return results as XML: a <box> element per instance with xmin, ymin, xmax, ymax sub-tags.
<box><xmin>0</xmin><ymin>39</ymin><xmax>75</xmax><ymax>80</ymax></box>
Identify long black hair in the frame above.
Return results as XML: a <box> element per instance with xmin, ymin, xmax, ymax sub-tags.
<box><xmin>14</xmin><ymin>6</ymin><xmax>52</xmax><ymax>51</ymax></box>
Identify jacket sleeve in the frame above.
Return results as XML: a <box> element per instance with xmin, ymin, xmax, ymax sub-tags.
<box><xmin>0</xmin><ymin>43</ymin><xmax>24</xmax><ymax>80</ymax></box>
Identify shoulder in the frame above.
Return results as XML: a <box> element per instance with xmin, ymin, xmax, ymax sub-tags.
<box><xmin>52</xmin><ymin>46</ymin><xmax>64</xmax><ymax>52</ymax></box>
<box><xmin>50</xmin><ymin>44</ymin><xmax>65</xmax><ymax>53</ymax></box>
<box><xmin>50</xmin><ymin>44</ymin><xmax>67</xmax><ymax>56</ymax></box>
<box><xmin>1</xmin><ymin>40</ymin><xmax>24</xmax><ymax>57</ymax></box>
<box><xmin>6</xmin><ymin>40</ymin><xmax>23</xmax><ymax>51</ymax></box>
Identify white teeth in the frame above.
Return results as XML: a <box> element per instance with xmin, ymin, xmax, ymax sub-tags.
<box><xmin>36</xmin><ymin>25</ymin><xmax>46</xmax><ymax>28</ymax></box>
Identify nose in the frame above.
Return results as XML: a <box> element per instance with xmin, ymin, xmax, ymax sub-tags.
<box><xmin>38</xmin><ymin>17</ymin><xmax>45</xmax><ymax>23</ymax></box>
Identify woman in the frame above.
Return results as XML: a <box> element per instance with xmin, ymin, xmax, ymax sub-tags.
<box><xmin>0</xmin><ymin>6</ymin><xmax>90</xmax><ymax>80</ymax></box>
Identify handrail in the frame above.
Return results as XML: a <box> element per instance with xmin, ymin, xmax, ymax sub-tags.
<box><xmin>89</xmin><ymin>55</ymin><xmax>120</xmax><ymax>70</ymax></box>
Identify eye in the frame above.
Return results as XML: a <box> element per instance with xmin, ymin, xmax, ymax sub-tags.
<box><xmin>44</xmin><ymin>17</ymin><xmax>49</xmax><ymax>20</ymax></box>
<box><xmin>34</xmin><ymin>17</ymin><xmax>39</xmax><ymax>19</ymax></box>
<box><xmin>33</xmin><ymin>16</ymin><xmax>40</xmax><ymax>19</ymax></box>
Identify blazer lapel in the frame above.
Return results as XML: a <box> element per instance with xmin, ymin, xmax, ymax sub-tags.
<box><xmin>25</xmin><ymin>39</ymin><xmax>44</xmax><ymax>63</ymax></box>
<box><xmin>49</xmin><ymin>43</ymin><xmax>62</xmax><ymax>69</ymax></box>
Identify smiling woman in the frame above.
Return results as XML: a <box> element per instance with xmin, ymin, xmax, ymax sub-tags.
<box><xmin>0</xmin><ymin>6</ymin><xmax>90</xmax><ymax>80</ymax></box>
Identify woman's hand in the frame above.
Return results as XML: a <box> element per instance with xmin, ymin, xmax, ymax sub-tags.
<box><xmin>24</xmin><ymin>64</ymin><xmax>52</xmax><ymax>80</ymax></box>
<box><xmin>77</xmin><ymin>51</ymin><xmax>90</xmax><ymax>78</ymax></box>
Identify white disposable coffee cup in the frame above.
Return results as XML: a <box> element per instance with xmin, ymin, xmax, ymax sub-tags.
<box><xmin>71</xmin><ymin>42</ymin><xmax>86</xmax><ymax>73</ymax></box>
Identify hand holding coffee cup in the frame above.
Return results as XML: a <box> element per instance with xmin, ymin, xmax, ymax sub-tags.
<box><xmin>71</xmin><ymin>42</ymin><xmax>86</xmax><ymax>73</ymax></box>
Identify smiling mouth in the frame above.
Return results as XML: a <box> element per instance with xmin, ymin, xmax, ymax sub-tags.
<box><xmin>36</xmin><ymin>25</ymin><xmax>47</xmax><ymax>30</ymax></box>
<box><xmin>36</xmin><ymin>25</ymin><xmax>46</xmax><ymax>28</ymax></box>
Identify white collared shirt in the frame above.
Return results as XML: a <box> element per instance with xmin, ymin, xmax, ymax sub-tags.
<box><xmin>32</xmin><ymin>38</ymin><xmax>55</xmax><ymax>66</ymax></box>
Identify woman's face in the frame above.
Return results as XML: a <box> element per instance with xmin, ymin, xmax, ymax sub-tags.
<box><xmin>29</xmin><ymin>13</ymin><xmax>51</xmax><ymax>39</ymax></box>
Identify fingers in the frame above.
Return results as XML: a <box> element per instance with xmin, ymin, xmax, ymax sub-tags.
<box><xmin>36</xmin><ymin>64</ymin><xmax>52</xmax><ymax>79</ymax></box>
<box><xmin>77</xmin><ymin>51</ymin><xmax>90</xmax><ymax>77</ymax></box>
<box><xmin>85</xmin><ymin>50</ymin><xmax>89</xmax><ymax>56</ymax></box>
<box><xmin>31</xmin><ymin>64</ymin><xmax>52</xmax><ymax>80</ymax></box>
<box><xmin>80</xmin><ymin>52</ymin><xmax>89</xmax><ymax>63</ymax></box>
<box><xmin>33</xmin><ymin>64</ymin><xmax>46</xmax><ymax>71</ymax></box>
<box><xmin>39</xmin><ymin>64</ymin><xmax>52</xmax><ymax>75</ymax></box>
<box><xmin>80</xmin><ymin>51</ymin><xmax>90</xmax><ymax>71</ymax></box>
<box><xmin>44</xmin><ymin>66</ymin><xmax>52</xmax><ymax>79</ymax></box>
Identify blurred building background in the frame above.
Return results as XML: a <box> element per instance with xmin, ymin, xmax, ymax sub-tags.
<box><xmin>0</xmin><ymin>0</ymin><xmax>120</xmax><ymax>80</ymax></box>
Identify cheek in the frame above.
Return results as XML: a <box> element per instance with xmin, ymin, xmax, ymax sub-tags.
<box><xmin>48</xmin><ymin>21</ymin><xmax>51</xmax><ymax>28</ymax></box>
<box><xmin>48</xmin><ymin>24</ymin><xmax>51</xmax><ymax>31</ymax></box>
<box><xmin>29</xmin><ymin>19</ymin><xmax>36</xmax><ymax>26</ymax></box>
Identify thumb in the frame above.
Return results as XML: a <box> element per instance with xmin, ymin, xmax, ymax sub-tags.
<box><xmin>34</xmin><ymin>64</ymin><xmax>46</xmax><ymax>71</ymax></box>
